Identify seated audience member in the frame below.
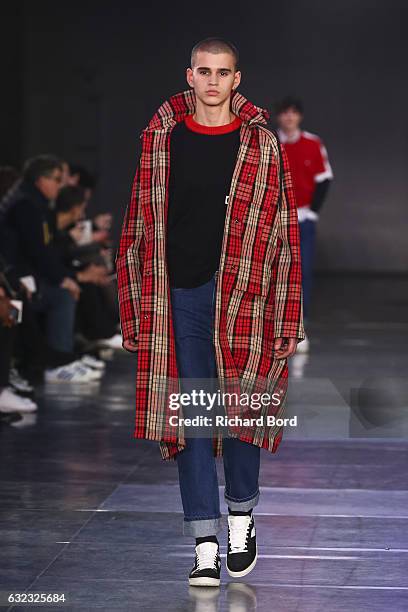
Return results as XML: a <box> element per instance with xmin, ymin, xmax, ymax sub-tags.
<box><xmin>67</xmin><ymin>164</ymin><xmax>118</xmax><ymax>322</ymax></box>
<box><xmin>0</xmin><ymin>253</ymin><xmax>39</xmax><ymax>387</ymax></box>
<box><xmin>2</xmin><ymin>155</ymin><xmax>104</xmax><ymax>383</ymax></box>
<box><xmin>0</xmin><ymin>283</ymin><xmax>37</xmax><ymax>414</ymax></box>
<box><xmin>53</xmin><ymin>186</ymin><xmax>122</xmax><ymax>349</ymax></box>
<box><xmin>0</xmin><ymin>167</ymin><xmax>44</xmax><ymax>394</ymax></box>
<box><xmin>0</xmin><ymin>166</ymin><xmax>20</xmax><ymax>199</ymax></box>
<box><xmin>65</xmin><ymin>163</ymin><xmax>95</xmax><ymax>204</ymax></box>
<box><xmin>65</xmin><ymin>162</ymin><xmax>113</xmax><ymax>245</ymax></box>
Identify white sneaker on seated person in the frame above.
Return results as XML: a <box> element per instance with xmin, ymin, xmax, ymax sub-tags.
<box><xmin>0</xmin><ymin>387</ymin><xmax>38</xmax><ymax>413</ymax></box>
<box><xmin>45</xmin><ymin>360</ymin><xmax>100</xmax><ymax>383</ymax></box>
<box><xmin>80</xmin><ymin>354</ymin><xmax>106</xmax><ymax>371</ymax></box>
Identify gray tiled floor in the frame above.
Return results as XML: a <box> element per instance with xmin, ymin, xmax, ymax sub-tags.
<box><xmin>1</xmin><ymin>275</ymin><xmax>408</xmax><ymax>611</ymax></box>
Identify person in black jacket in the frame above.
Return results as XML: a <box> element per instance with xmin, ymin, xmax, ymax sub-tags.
<box><xmin>0</xmin><ymin>274</ymin><xmax>38</xmax><ymax>414</ymax></box>
<box><xmin>1</xmin><ymin>155</ymin><xmax>100</xmax><ymax>383</ymax></box>
<box><xmin>53</xmin><ymin>185</ymin><xmax>119</xmax><ymax>343</ymax></box>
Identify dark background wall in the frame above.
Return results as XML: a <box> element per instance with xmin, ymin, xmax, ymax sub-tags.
<box><xmin>2</xmin><ymin>1</ymin><xmax>407</xmax><ymax>272</ymax></box>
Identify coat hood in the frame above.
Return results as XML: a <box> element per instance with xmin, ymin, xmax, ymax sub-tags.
<box><xmin>143</xmin><ymin>89</ymin><xmax>270</xmax><ymax>133</ymax></box>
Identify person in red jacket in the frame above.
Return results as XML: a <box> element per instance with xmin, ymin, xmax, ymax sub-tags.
<box><xmin>276</xmin><ymin>97</ymin><xmax>333</xmax><ymax>352</ymax></box>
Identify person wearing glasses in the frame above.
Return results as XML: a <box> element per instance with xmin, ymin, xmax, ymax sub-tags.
<box><xmin>0</xmin><ymin>156</ymin><xmax>101</xmax><ymax>383</ymax></box>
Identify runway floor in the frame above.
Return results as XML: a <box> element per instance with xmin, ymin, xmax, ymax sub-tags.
<box><xmin>1</xmin><ymin>275</ymin><xmax>408</xmax><ymax>611</ymax></box>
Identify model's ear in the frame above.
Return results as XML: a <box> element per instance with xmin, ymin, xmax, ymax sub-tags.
<box><xmin>233</xmin><ymin>70</ymin><xmax>241</xmax><ymax>91</ymax></box>
<box><xmin>186</xmin><ymin>67</ymin><xmax>194</xmax><ymax>88</ymax></box>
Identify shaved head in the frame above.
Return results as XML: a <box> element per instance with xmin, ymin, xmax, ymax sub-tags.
<box><xmin>191</xmin><ymin>37</ymin><xmax>239</xmax><ymax>71</ymax></box>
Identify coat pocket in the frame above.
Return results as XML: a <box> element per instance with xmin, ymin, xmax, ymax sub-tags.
<box><xmin>234</xmin><ymin>270</ymin><xmax>269</xmax><ymax>298</ymax></box>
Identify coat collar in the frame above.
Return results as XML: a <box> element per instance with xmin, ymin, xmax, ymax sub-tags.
<box><xmin>142</xmin><ymin>89</ymin><xmax>270</xmax><ymax>134</ymax></box>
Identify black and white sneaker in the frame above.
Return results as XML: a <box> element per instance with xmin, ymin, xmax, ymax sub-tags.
<box><xmin>9</xmin><ymin>368</ymin><xmax>34</xmax><ymax>394</ymax></box>
<box><xmin>189</xmin><ymin>541</ymin><xmax>221</xmax><ymax>587</ymax></box>
<box><xmin>226</xmin><ymin>513</ymin><xmax>258</xmax><ymax>577</ymax></box>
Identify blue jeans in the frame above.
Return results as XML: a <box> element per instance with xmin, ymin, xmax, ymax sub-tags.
<box><xmin>31</xmin><ymin>281</ymin><xmax>76</xmax><ymax>355</ymax></box>
<box><xmin>299</xmin><ymin>219</ymin><xmax>317</xmax><ymax>321</ymax></box>
<box><xmin>170</xmin><ymin>271</ymin><xmax>261</xmax><ymax>537</ymax></box>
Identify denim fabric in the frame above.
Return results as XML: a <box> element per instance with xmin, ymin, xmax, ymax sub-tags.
<box><xmin>299</xmin><ymin>219</ymin><xmax>317</xmax><ymax>321</ymax></box>
<box><xmin>170</xmin><ymin>270</ymin><xmax>260</xmax><ymax>537</ymax></box>
<box><xmin>31</xmin><ymin>282</ymin><xmax>76</xmax><ymax>354</ymax></box>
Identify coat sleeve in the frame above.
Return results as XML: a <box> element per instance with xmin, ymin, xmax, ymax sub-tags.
<box><xmin>115</xmin><ymin>161</ymin><xmax>146</xmax><ymax>343</ymax></box>
<box><xmin>271</xmin><ymin>144</ymin><xmax>305</xmax><ymax>341</ymax></box>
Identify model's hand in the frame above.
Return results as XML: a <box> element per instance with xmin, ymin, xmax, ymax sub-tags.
<box><xmin>123</xmin><ymin>339</ymin><xmax>138</xmax><ymax>353</ymax></box>
<box><xmin>274</xmin><ymin>337</ymin><xmax>297</xmax><ymax>359</ymax></box>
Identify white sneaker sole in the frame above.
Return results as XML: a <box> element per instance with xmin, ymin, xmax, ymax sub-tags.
<box><xmin>189</xmin><ymin>576</ymin><xmax>221</xmax><ymax>587</ymax></box>
<box><xmin>226</xmin><ymin>544</ymin><xmax>258</xmax><ymax>578</ymax></box>
<box><xmin>81</xmin><ymin>363</ymin><xmax>105</xmax><ymax>371</ymax></box>
<box><xmin>0</xmin><ymin>404</ymin><xmax>37</xmax><ymax>414</ymax></box>
<box><xmin>44</xmin><ymin>377</ymin><xmax>98</xmax><ymax>384</ymax></box>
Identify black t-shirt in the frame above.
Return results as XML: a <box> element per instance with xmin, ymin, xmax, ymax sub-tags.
<box><xmin>166</xmin><ymin>113</ymin><xmax>241</xmax><ymax>288</ymax></box>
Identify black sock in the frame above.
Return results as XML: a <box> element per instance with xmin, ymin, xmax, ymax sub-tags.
<box><xmin>228</xmin><ymin>508</ymin><xmax>253</xmax><ymax>516</ymax></box>
<box><xmin>196</xmin><ymin>535</ymin><xmax>218</xmax><ymax>546</ymax></box>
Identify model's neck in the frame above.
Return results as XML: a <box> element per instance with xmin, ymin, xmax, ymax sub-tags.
<box><xmin>193</xmin><ymin>97</ymin><xmax>235</xmax><ymax>126</ymax></box>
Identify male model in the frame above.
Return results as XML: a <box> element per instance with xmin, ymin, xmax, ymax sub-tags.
<box><xmin>276</xmin><ymin>97</ymin><xmax>333</xmax><ymax>352</ymax></box>
<box><xmin>116</xmin><ymin>38</ymin><xmax>304</xmax><ymax>586</ymax></box>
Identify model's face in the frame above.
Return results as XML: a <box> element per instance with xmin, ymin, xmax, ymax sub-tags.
<box><xmin>277</xmin><ymin>107</ymin><xmax>303</xmax><ymax>132</ymax></box>
<box><xmin>186</xmin><ymin>51</ymin><xmax>241</xmax><ymax>108</ymax></box>
<box><xmin>36</xmin><ymin>168</ymin><xmax>63</xmax><ymax>200</ymax></box>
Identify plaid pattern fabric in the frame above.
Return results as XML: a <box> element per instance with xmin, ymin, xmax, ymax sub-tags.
<box><xmin>116</xmin><ymin>89</ymin><xmax>304</xmax><ymax>461</ymax></box>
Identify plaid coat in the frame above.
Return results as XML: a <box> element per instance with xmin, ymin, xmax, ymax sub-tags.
<box><xmin>116</xmin><ymin>89</ymin><xmax>304</xmax><ymax>461</ymax></box>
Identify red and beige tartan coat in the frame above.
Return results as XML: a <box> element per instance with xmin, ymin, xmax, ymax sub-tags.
<box><xmin>116</xmin><ymin>88</ymin><xmax>305</xmax><ymax>461</ymax></box>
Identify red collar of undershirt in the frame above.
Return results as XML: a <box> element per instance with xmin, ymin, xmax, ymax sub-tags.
<box><xmin>184</xmin><ymin>113</ymin><xmax>242</xmax><ymax>135</ymax></box>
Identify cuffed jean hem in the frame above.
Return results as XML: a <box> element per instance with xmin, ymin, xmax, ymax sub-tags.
<box><xmin>183</xmin><ymin>516</ymin><xmax>223</xmax><ymax>537</ymax></box>
<box><xmin>224</xmin><ymin>489</ymin><xmax>260</xmax><ymax>511</ymax></box>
